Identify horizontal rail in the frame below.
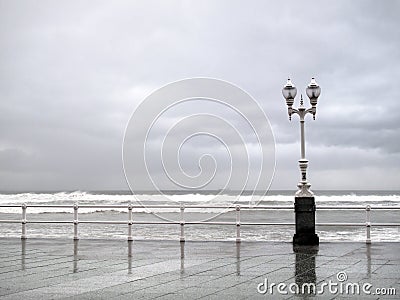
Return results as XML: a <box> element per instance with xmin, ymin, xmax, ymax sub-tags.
<box><xmin>0</xmin><ymin>204</ymin><xmax>289</xmax><ymax>209</ymax></box>
<box><xmin>0</xmin><ymin>220</ymin><xmax>293</xmax><ymax>225</ymax></box>
<box><xmin>316</xmin><ymin>223</ymin><xmax>365</xmax><ymax>226</ymax></box>
<box><xmin>1</xmin><ymin>220</ymin><xmax>399</xmax><ymax>226</ymax></box>
<box><xmin>22</xmin><ymin>220</ymin><xmax>73</xmax><ymax>224</ymax></box>
<box><xmin>317</xmin><ymin>206</ymin><xmax>400</xmax><ymax>210</ymax></box>
<box><xmin>0</xmin><ymin>220</ymin><xmax>21</xmax><ymax>223</ymax></box>
<box><xmin>1</xmin><ymin>204</ymin><xmax>399</xmax><ymax>209</ymax></box>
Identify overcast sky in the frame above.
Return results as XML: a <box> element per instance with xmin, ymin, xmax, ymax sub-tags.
<box><xmin>0</xmin><ymin>0</ymin><xmax>399</xmax><ymax>192</ymax></box>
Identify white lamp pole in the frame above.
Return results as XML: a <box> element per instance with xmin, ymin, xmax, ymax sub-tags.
<box><xmin>282</xmin><ymin>77</ymin><xmax>321</xmax><ymax>245</ymax></box>
<box><xmin>282</xmin><ymin>78</ymin><xmax>321</xmax><ymax>197</ymax></box>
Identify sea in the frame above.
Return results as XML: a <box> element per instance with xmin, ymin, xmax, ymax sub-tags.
<box><xmin>0</xmin><ymin>190</ymin><xmax>399</xmax><ymax>242</ymax></box>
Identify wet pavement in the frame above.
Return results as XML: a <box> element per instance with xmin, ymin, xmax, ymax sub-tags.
<box><xmin>0</xmin><ymin>238</ymin><xmax>398</xmax><ymax>299</ymax></box>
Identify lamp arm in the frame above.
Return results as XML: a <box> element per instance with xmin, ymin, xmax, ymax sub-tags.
<box><xmin>288</xmin><ymin>108</ymin><xmax>300</xmax><ymax>118</ymax></box>
<box><xmin>305</xmin><ymin>107</ymin><xmax>317</xmax><ymax>120</ymax></box>
<box><xmin>291</xmin><ymin>108</ymin><xmax>300</xmax><ymax>115</ymax></box>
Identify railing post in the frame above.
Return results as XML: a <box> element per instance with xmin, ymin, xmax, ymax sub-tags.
<box><xmin>21</xmin><ymin>203</ymin><xmax>27</xmax><ymax>240</ymax></box>
<box><xmin>73</xmin><ymin>203</ymin><xmax>79</xmax><ymax>240</ymax></box>
<box><xmin>128</xmin><ymin>203</ymin><xmax>133</xmax><ymax>241</ymax></box>
<box><xmin>236</xmin><ymin>205</ymin><xmax>241</xmax><ymax>243</ymax></box>
<box><xmin>366</xmin><ymin>205</ymin><xmax>371</xmax><ymax>244</ymax></box>
<box><xmin>180</xmin><ymin>203</ymin><xmax>185</xmax><ymax>242</ymax></box>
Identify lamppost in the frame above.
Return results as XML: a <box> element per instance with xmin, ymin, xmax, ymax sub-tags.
<box><xmin>282</xmin><ymin>78</ymin><xmax>321</xmax><ymax>245</ymax></box>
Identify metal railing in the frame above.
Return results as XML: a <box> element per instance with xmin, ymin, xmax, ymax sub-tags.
<box><xmin>0</xmin><ymin>203</ymin><xmax>399</xmax><ymax>243</ymax></box>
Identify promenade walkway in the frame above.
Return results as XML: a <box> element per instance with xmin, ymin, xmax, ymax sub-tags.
<box><xmin>0</xmin><ymin>238</ymin><xmax>398</xmax><ymax>299</ymax></box>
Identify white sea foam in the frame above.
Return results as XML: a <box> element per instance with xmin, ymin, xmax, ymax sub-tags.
<box><xmin>0</xmin><ymin>191</ymin><xmax>399</xmax><ymax>214</ymax></box>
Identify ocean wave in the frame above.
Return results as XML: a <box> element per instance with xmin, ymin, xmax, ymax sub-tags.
<box><xmin>0</xmin><ymin>191</ymin><xmax>399</xmax><ymax>215</ymax></box>
<box><xmin>1</xmin><ymin>191</ymin><xmax>399</xmax><ymax>202</ymax></box>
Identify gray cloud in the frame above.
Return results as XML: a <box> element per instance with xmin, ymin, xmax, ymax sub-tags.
<box><xmin>0</xmin><ymin>0</ymin><xmax>399</xmax><ymax>191</ymax></box>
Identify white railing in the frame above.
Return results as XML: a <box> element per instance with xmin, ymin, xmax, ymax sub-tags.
<box><xmin>0</xmin><ymin>203</ymin><xmax>399</xmax><ymax>243</ymax></box>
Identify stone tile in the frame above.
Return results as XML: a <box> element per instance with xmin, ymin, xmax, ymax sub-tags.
<box><xmin>0</xmin><ymin>239</ymin><xmax>398</xmax><ymax>299</ymax></box>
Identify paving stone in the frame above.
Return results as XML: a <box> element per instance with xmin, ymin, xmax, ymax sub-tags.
<box><xmin>0</xmin><ymin>238</ymin><xmax>398</xmax><ymax>299</ymax></box>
